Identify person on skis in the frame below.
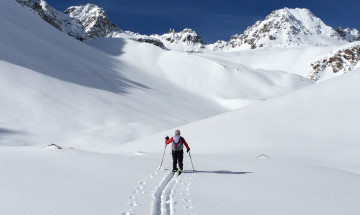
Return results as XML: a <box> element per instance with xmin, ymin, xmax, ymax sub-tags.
<box><xmin>165</xmin><ymin>130</ymin><xmax>190</xmax><ymax>173</ymax></box>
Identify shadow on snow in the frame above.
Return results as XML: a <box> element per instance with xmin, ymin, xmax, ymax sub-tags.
<box><xmin>184</xmin><ymin>170</ymin><xmax>252</xmax><ymax>175</ymax></box>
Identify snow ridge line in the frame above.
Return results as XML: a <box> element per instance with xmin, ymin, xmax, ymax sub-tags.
<box><xmin>160</xmin><ymin>173</ymin><xmax>179</xmax><ymax>215</ymax></box>
<box><xmin>151</xmin><ymin>171</ymin><xmax>175</xmax><ymax>215</ymax></box>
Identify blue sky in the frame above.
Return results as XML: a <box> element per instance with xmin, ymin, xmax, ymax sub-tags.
<box><xmin>46</xmin><ymin>0</ymin><xmax>359</xmax><ymax>43</ymax></box>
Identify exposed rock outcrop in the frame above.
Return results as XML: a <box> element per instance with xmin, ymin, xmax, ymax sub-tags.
<box><xmin>308</xmin><ymin>43</ymin><xmax>360</xmax><ymax>81</ymax></box>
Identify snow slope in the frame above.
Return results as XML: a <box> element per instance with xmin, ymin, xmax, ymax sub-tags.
<box><xmin>1</xmin><ymin>0</ymin><xmax>360</xmax><ymax>214</ymax></box>
<box><xmin>117</xmin><ymin>68</ymin><xmax>360</xmax><ymax>172</ymax></box>
<box><xmin>87</xmin><ymin>38</ymin><xmax>312</xmax><ymax>109</ymax></box>
<box><xmin>116</xmin><ymin>68</ymin><xmax>360</xmax><ymax>214</ymax></box>
<box><xmin>2</xmin><ymin>69</ymin><xmax>359</xmax><ymax>215</ymax></box>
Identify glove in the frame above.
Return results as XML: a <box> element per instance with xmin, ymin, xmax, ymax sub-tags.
<box><xmin>165</xmin><ymin>136</ymin><xmax>169</xmax><ymax>140</ymax></box>
<box><xmin>187</xmin><ymin>148</ymin><xmax>190</xmax><ymax>153</ymax></box>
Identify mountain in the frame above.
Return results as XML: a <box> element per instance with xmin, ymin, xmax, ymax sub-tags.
<box><xmin>308</xmin><ymin>42</ymin><xmax>360</xmax><ymax>81</ymax></box>
<box><xmin>16</xmin><ymin>1</ymin><xmax>359</xmax><ymax>53</ymax></box>
<box><xmin>211</xmin><ymin>8</ymin><xmax>349</xmax><ymax>50</ymax></box>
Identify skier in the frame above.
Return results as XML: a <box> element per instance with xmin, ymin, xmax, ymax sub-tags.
<box><xmin>165</xmin><ymin>130</ymin><xmax>190</xmax><ymax>174</ymax></box>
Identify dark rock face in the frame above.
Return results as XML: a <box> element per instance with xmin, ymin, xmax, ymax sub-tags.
<box><xmin>130</xmin><ymin>38</ymin><xmax>166</xmax><ymax>49</ymax></box>
<box><xmin>335</xmin><ymin>27</ymin><xmax>360</xmax><ymax>42</ymax></box>
<box><xmin>309</xmin><ymin>44</ymin><xmax>360</xmax><ymax>81</ymax></box>
<box><xmin>179</xmin><ymin>28</ymin><xmax>204</xmax><ymax>44</ymax></box>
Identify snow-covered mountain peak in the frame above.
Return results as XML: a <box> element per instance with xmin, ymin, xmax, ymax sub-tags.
<box><xmin>65</xmin><ymin>4</ymin><xmax>123</xmax><ymax>39</ymax></box>
<box><xmin>211</xmin><ymin>7</ymin><xmax>346</xmax><ymax>51</ymax></box>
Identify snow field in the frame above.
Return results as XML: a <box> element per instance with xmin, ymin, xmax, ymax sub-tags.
<box><xmin>1</xmin><ymin>0</ymin><xmax>360</xmax><ymax>214</ymax></box>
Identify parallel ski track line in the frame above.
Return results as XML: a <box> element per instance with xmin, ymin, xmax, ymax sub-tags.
<box><xmin>160</xmin><ymin>173</ymin><xmax>179</xmax><ymax>215</ymax></box>
<box><xmin>151</xmin><ymin>171</ymin><xmax>176</xmax><ymax>215</ymax></box>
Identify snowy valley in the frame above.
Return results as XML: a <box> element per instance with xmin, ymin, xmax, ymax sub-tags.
<box><xmin>1</xmin><ymin>0</ymin><xmax>360</xmax><ymax>214</ymax></box>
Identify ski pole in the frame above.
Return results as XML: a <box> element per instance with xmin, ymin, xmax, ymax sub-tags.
<box><xmin>159</xmin><ymin>144</ymin><xmax>167</xmax><ymax>169</ymax></box>
<box><xmin>188</xmin><ymin>151</ymin><xmax>195</xmax><ymax>172</ymax></box>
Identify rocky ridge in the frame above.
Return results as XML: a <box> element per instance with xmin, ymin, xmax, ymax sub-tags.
<box><xmin>308</xmin><ymin>42</ymin><xmax>360</xmax><ymax>81</ymax></box>
<box><xmin>16</xmin><ymin>0</ymin><xmax>166</xmax><ymax>48</ymax></box>
<box><xmin>151</xmin><ymin>28</ymin><xmax>204</xmax><ymax>46</ymax></box>
<box><xmin>150</xmin><ymin>28</ymin><xmax>205</xmax><ymax>52</ymax></box>
<box><xmin>16</xmin><ymin>0</ymin><xmax>86</xmax><ymax>40</ymax></box>
<box><xmin>336</xmin><ymin>27</ymin><xmax>360</xmax><ymax>42</ymax></box>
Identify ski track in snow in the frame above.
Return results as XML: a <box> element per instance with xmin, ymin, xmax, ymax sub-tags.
<box><xmin>155</xmin><ymin>171</ymin><xmax>196</xmax><ymax>215</ymax></box>
<box><xmin>160</xmin><ymin>172</ymin><xmax>178</xmax><ymax>215</ymax></box>
<box><xmin>153</xmin><ymin>171</ymin><xmax>176</xmax><ymax>215</ymax></box>
<box><xmin>121</xmin><ymin>168</ymin><xmax>195</xmax><ymax>215</ymax></box>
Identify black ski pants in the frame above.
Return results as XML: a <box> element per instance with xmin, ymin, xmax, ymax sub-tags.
<box><xmin>172</xmin><ymin>150</ymin><xmax>183</xmax><ymax>171</ymax></box>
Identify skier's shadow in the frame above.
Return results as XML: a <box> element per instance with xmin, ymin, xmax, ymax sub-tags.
<box><xmin>184</xmin><ymin>170</ymin><xmax>252</xmax><ymax>175</ymax></box>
